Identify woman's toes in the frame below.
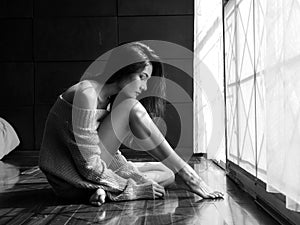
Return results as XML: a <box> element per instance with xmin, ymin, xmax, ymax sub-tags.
<box><xmin>217</xmin><ymin>192</ymin><xmax>224</xmax><ymax>198</ymax></box>
<box><xmin>211</xmin><ymin>191</ymin><xmax>223</xmax><ymax>199</ymax></box>
<box><xmin>91</xmin><ymin>201</ymin><xmax>102</xmax><ymax>206</ymax></box>
<box><xmin>96</xmin><ymin>188</ymin><xmax>106</xmax><ymax>203</ymax></box>
<box><xmin>89</xmin><ymin>188</ymin><xmax>106</xmax><ymax>206</ymax></box>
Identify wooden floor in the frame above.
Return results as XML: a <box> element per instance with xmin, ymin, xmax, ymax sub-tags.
<box><xmin>0</xmin><ymin>153</ymin><xmax>280</xmax><ymax>225</ymax></box>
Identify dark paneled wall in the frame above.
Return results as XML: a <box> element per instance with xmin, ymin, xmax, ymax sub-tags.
<box><xmin>0</xmin><ymin>0</ymin><xmax>194</xmax><ymax>154</ymax></box>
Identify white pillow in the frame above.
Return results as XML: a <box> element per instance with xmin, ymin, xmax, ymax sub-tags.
<box><xmin>0</xmin><ymin>118</ymin><xmax>20</xmax><ymax>160</ymax></box>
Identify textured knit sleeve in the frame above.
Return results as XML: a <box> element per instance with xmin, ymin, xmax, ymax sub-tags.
<box><xmin>109</xmin><ymin>151</ymin><xmax>151</xmax><ymax>184</ymax></box>
<box><xmin>67</xmin><ymin>107</ymin><xmax>155</xmax><ymax>201</ymax></box>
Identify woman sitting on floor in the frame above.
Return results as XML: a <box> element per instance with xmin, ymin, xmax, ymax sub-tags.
<box><xmin>39</xmin><ymin>42</ymin><xmax>223</xmax><ymax>206</ymax></box>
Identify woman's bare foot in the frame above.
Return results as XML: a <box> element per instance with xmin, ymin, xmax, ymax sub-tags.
<box><xmin>89</xmin><ymin>188</ymin><xmax>106</xmax><ymax>206</ymax></box>
<box><xmin>178</xmin><ymin>166</ymin><xmax>224</xmax><ymax>199</ymax></box>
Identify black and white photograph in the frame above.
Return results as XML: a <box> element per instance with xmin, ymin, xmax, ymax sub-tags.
<box><xmin>0</xmin><ymin>0</ymin><xmax>299</xmax><ymax>224</ymax></box>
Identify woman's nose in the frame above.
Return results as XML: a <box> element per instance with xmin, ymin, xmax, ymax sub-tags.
<box><xmin>141</xmin><ymin>82</ymin><xmax>147</xmax><ymax>91</ymax></box>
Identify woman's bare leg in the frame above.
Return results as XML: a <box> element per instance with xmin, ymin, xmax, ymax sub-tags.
<box><xmin>134</xmin><ymin>161</ymin><xmax>221</xmax><ymax>198</ymax></box>
<box><xmin>89</xmin><ymin>98</ymin><xmax>167</xmax><ymax>205</ymax></box>
<box><xmin>134</xmin><ymin>162</ymin><xmax>175</xmax><ymax>187</ymax></box>
<box><xmin>127</xmin><ymin>100</ymin><xmax>223</xmax><ymax>199</ymax></box>
<box><xmin>92</xmin><ymin>98</ymin><xmax>222</xmax><ymax>204</ymax></box>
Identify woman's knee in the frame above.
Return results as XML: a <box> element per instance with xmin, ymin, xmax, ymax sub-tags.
<box><xmin>127</xmin><ymin>101</ymin><xmax>165</xmax><ymax>151</ymax></box>
<box><xmin>110</xmin><ymin>98</ymin><xmax>149</xmax><ymax>138</ymax></box>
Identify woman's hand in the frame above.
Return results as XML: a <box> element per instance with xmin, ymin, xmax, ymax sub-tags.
<box><xmin>151</xmin><ymin>181</ymin><xmax>166</xmax><ymax>199</ymax></box>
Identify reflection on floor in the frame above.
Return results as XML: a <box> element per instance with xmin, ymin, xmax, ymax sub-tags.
<box><xmin>0</xmin><ymin>155</ymin><xmax>280</xmax><ymax>225</ymax></box>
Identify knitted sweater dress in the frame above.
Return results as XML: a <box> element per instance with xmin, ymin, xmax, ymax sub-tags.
<box><xmin>39</xmin><ymin>95</ymin><xmax>155</xmax><ymax>201</ymax></box>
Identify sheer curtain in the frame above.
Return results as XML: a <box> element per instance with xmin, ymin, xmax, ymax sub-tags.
<box><xmin>194</xmin><ymin>0</ymin><xmax>225</xmax><ymax>159</ymax></box>
<box><xmin>195</xmin><ymin>0</ymin><xmax>300</xmax><ymax>212</ymax></box>
<box><xmin>194</xmin><ymin>0</ymin><xmax>205</xmax><ymax>154</ymax></box>
<box><xmin>265</xmin><ymin>0</ymin><xmax>300</xmax><ymax>212</ymax></box>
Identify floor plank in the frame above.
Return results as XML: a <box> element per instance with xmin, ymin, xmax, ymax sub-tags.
<box><xmin>0</xmin><ymin>156</ymin><xmax>280</xmax><ymax>225</ymax></box>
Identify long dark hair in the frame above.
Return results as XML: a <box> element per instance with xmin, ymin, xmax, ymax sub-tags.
<box><xmin>105</xmin><ymin>42</ymin><xmax>166</xmax><ymax>118</ymax></box>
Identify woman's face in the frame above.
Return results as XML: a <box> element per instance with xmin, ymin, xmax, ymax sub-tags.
<box><xmin>119</xmin><ymin>64</ymin><xmax>153</xmax><ymax>98</ymax></box>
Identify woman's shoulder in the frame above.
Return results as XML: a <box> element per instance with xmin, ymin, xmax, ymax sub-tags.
<box><xmin>63</xmin><ymin>80</ymin><xmax>99</xmax><ymax>110</ymax></box>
